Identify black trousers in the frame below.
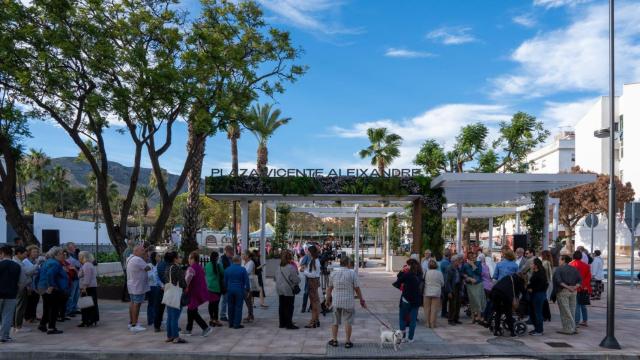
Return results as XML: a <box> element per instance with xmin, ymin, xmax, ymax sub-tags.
<box><xmin>279</xmin><ymin>295</ymin><xmax>295</xmax><ymax>327</ymax></box>
<box><xmin>186</xmin><ymin>308</ymin><xmax>208</xmax><ymax>331</ymax></box>
<box><xmin>80</xmin><ymin>287</ymin><xmax>99</xmax><ymax>325</ymax></box>
<box><xmin>40</xmin><ymin>291</ymin><xmax>61</xmax><ymax>330</ymax></box>
<box><xmin>57</xmin><ymin>293</ymin><xmax>69</xmax><ymax>320</ymax></box>
<box><xmin>25</xmin><ymin>291</ymin><xmax>40</xmax><ymax>321</ymax></box>
<box><xmin>208</xmin><ymin>296</ymin><xmax>221</xmax><ymax>321</ymax></box>
<box><xmin>448</xmin><ymin>284</ymin><xmax>461</xmax><ymax>322</ymax></box>
<box><xmin>441</xmin><ymin>286</ymin><xmax>449</xmax><ymax>317</ymax></box>
<box><xmin>491</xmin><ymin>291</ymin><xmax>514</xmax><ymax>335</ymax></box>
<box><xmin>153</xmin><ymin>289</ymin><xmax>165</xmax><ymax>330</ymax></box>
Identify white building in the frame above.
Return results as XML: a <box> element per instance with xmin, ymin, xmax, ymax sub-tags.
<box><xmin>527</xmin><ymin>131</ymin><xmax>575</xmax><ymax>174</ymax></box>
<box><xmin>573</xmin><ymin>83</ymin><xmax>640</xmax><ymax>198</ymax></box>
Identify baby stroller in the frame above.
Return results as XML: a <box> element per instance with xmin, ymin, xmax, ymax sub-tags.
<box><xmin>487</xmin><ymin>296</ymin><xmax>529</xmax><ymax>337</ymax></box>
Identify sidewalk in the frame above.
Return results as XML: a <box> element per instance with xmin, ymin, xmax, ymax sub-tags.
<box><xmin>1</xmin><ymin>267</ymin><xmax>639</xmax><ymax>359</ymax></box>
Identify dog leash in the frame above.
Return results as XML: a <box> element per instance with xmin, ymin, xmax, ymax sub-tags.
<box><xmin>364</xmin><ymin>307</ymin><xmax>393</xmax><ymax>330</ymax></box>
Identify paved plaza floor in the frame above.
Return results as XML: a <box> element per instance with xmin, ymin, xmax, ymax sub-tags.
<box><xmin>2</xmin><ymin>266</ymin><xmax>640</xmax><ymax>359</ymax></box>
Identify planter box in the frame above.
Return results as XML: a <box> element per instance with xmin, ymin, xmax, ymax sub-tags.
<box><xmin>265</xmin><ymin>258</ymin><xmax>280</xmax><ymax>278</ymax></box>
<box><xmin>390</xmin><ymin>255</ymin><xmax>409</xmax><ymax>272</ymax></box>
<box><xmin>97</xmin><ymin>262</ymin><xmax>124</xmax><ymax>276</ymax></box>
<box><xmin>97</xmin><ymin>285</ymin><xmax>124</xmax><ymax>300</ymax></box>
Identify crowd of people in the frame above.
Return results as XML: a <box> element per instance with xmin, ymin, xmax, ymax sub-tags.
<box><xmin>0</xmin><ymin>236</ymin><xmax>612</xmax><ymax>349</ymax></box>
<box><xmin>396</xmin><ymin>244</ymin><xmax>603</xmax><ymax>341</ymax></box>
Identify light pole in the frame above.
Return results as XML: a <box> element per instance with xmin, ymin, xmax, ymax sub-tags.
<box><xmin>599</xmin><ymin>0</ymin><xmax>620</xmax><ymax>350</ymax></box>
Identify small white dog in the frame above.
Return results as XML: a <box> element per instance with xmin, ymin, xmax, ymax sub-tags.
<box><xmin>379</xmin><ymin>327</ymin><xmax>403</xmax><ymax>351</ymax></box>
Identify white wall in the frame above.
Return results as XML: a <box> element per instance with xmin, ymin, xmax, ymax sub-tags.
<box><xmin>34</xmin><ymin>212</ymin><xmax>111</xmax><ymax>245</ymax></box>
<box><xmin>574</xmin><ymin>97</ymin><xmax>614</xmax><ymax>174</ymax></box>
<box><xmin>620</xmin><ymin>83</ymin><xmax>640</xmax><ymax>199</ymax></box>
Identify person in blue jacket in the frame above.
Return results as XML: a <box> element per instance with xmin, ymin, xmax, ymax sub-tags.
<box><xmin>493</xmin><ymin>249</ymin><xmax>519</xmax><ymax>281</ymax></box>
<box><xmin>37</xmin><ymin>247</ymin><xmax>68</xmax><ymax>334</ymax></box>
<box><xmin>224</xmin><ymin>255</ymin><xmax>250</xmax><ymax>329</ymax></box>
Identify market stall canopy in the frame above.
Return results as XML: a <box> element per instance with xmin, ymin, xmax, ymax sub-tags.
<box><xmin>431</xmin><ymin>173</ymin><xmax>597</xmax><ymax>205</ymax></box>
<box><xmin>249</xmin><ymin>223</ymin><xmax>275</xmax><ymax>238</ymax></box>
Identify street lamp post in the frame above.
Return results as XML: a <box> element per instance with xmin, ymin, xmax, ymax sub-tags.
<box><xmin>600</xmin><ymin>0</ymin><xmax>621</xmax><ymax>350</ymax></box>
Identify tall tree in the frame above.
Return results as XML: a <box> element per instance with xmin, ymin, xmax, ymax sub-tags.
<box><xmin>226</xmin><ymin>120</ymin><xmax>242</xmax><ymax>251</ymax></box>
<box><xmin>180</xmin><ymin>0</ymin><xmax>305</xmax><ymax>255</ymax></box>
<box><xmin>49</xmin><ymin>165</ymin><xmax>70</xmax><ymax>215</ymax></box>
<box><xmin>0</xmin><ymin>87</ymin><xmax>38</xmax><ymax>244</ymax></box>
<box><xmin>245</xmin><ymin>104</ymin><xmax>292</xmax><ymax>177</ymax></box>
<box><xmin>359</xmin><ymin>127</ymin><xmax>403</xmax><ymax>176</ymax></box>
<box><xmin>25</xmin><ymin>149</ymin><xmax>50</xmax><ymax>212</ymax></box>
<box><xmin>551</xmin><ymin>166</ymin><xmax>635</xmax><ymax>251</ymax></box>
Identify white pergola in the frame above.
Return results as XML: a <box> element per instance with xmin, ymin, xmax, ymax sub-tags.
<box><xmin>207</xmin><ymin>193</ymin><xmax>415</xmax><ymax>273</ymax></box>
<box><xmin>432</xmin><ymin>173</ymin><xmax>597</xmax><ymax>252</ymax></box>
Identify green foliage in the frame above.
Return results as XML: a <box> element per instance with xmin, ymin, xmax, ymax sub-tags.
<box><xmin>97</xmin><ymin>252</ymin><xmax>120</xmax><ymax>263</ymax></box>
<box><xmin>97</xmin><ymin>275</ymin><xmax>125</xmax><ymax>287</ymax></box>
<box><xmin>273</xmin><ymin>204</ymin><xmax>290</xmax><ymax>252</ymax></box>
<box><xmin>359</xmin><ymin>127</ymin><xmax>403</xmax><ymax>175</ymax></box>
<box><xmin>525</xmin><ymin>191</ymin><xmax>546</xmax><ymax>250</ymax></box>
<box><xmin>414</xmin><ymin>139</ymin><xmax>446</xmax><ymax>177</ymax></box>
<box><xmin>166</xmin><ymin>193</ymin><xmax>230</xmax><ymax>231</ymax></box>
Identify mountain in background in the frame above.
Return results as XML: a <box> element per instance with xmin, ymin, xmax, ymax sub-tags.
<box><xmin>49</xmin><ymin>157</ymin><xmax>196</xmax><ymax>205</ymax></box>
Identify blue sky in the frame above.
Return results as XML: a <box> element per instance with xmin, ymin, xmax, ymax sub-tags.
<box><xmin>26</xmin><ymin>0</ymin><xmax>640</xmax><ymax>175</ymax></box>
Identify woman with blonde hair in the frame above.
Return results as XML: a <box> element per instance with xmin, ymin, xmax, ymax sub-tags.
<box><xmin>275</xmin><ymin>249</ymin><xmax>301</xmax><ymax>329</ymax></box>
<box><xmin>78</xmin><ymin>251</ymin><xmax>99</xmax><ymax>327</ymax></box>
<box><xmin>423</xmin><ymin>259</ymin><xmax>443</xmax><ymax>328</ymax></box>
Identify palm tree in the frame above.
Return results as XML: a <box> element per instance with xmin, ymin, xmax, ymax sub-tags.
<box><xmin>226</xmin><ymin>120</ymin><xmax>242</xmax><ymax>252</ymax></box>
<box><xmin>49</xmin><ymin>165</ymin><xmax>70</xmax><ymax>215</ymax></box>
<box><xmin>25</xmin><ymin>149</ymin><xmax>50</xmax><ymax>211</ymax></box>
<box><xmin>245</xmin><ymin>104</ymin><xmax>291</xmax><ymax>177</ymax></box>
<box><xmin>358</xmin><ymin>128</ymin><xmax>403</xmax><ymax>177</ymax></box>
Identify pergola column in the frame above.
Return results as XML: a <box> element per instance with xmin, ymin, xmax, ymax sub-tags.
<box><xmin>543</xmin><ymin>192</ymin><xmax>550</xmax><ymax>250</ymax></box>
<box><xmin>515</xmin><ymin>212</ymin><xmax>521</xmax><ymax>234</ymax></box>
<box><xmin>259</xmin><ymin>200</ymin><xmax>266</xmax><ymax>265</ymax></box>
<box><xmin>412</xmin><ymin>199</ymin><xmax>423</xmax><ymax>254</ymax></box>
<box><xmin>488</xmin><ymin>217</ymin><xmax>494</xmax><ymax>251</ymax></box>
<box><xmin>552</xmin><ymin>199</ymin><xmax>559</xmax><ymax>243</ymax></box>
<box><xmin>385</xmin><ymin>215</ymin><xmax>391</xmax><ymax>272</ymax></box>
<box><xmin>354</xmin><ymin>205</ymin><xmax>360</xmax><ymax>273</ymax></box>
<box><xmin>456</xmin><ymin>204</ymin><xmax>462</xmax><ymax>254</ymax></box>
<box><xmin>240</xmin><ymin>200</ymin><xmax>249</xmax><ymax>253</ymax></box>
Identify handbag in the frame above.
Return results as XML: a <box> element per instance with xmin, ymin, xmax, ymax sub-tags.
<box><xmin>162</xmin><ymin>265</ymin><xmax>183</xmax><ymax>309</ymax></box>
<box><xmin>577</xmin><ymin>291</ymin><xmax>591</xmax><ymax>305</ymax></box>
<box><xmin>510</xmin><ymin>275</ymin><xmax>520</xmax><ymax>311</ymax></box>
<box><xmin>280</xmin><ymin>267</ymin><xmax>301</xmax><ymax>295</ymax></box>
<box><xmin>78</xmin><ymin>294</ymin><xmax>94</xmax><ymax>309</ymax></box>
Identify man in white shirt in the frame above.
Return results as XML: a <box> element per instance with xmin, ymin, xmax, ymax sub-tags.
<box><xmin>421</xmin><ymin>250</ymin><xmax>433</xmax><ymax>274</ymax></box>
<box><xmin>126</xmin><ymin>245</ymin><xmax>151</xmax><ymax>332</ymax></box>
<box><xmin>326</xmin><ymin>256</ymin><xmax>366</xmax><ymax>348</ymax></box>
<box><xmin>590</xmin><ymin>250</ymin><xmax>604</xmax><ymax>300</ymax></box>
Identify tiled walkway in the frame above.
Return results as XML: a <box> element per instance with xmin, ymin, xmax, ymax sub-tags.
<box><xmin>1</xmin><ymin>267</ymin><xmax>640</xmax><ymax>359</ymax></box>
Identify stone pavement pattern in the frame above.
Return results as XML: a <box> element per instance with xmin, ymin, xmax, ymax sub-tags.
<box><xmin>2</xmin><ymin>266</ymin><xmax>640</xmax><ymax>359</ymax></box>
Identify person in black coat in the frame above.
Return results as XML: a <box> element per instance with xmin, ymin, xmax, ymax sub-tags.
<box><xmin>394</xmin><ymin>259</ymin><xmax>422</xmax><ymax>343</ymax></box>
<box><xmin>527</xmin><ymin>258</ymin><xmax>548</xmax><ymax>335</ymax></box>
<box><xmin>489</xmin><ymin>272</ymin><xmax>525</xmax><ymax>337</ymax></box>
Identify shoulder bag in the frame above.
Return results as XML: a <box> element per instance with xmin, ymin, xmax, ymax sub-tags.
<box><xmin>161</xmin><ymin>265</ymin><xmax>182</xmax><ymax>309</ymax></box>
<box><xmin>279</xmin><ymin>267</ymin><xmax>301</xmax><ymax>295</ymax></box>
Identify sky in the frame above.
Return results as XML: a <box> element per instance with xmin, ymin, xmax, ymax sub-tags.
<box><xmin>24</xmin><ymin>0</ymin><xmax>640</xmax><ymax>176</ymax></box>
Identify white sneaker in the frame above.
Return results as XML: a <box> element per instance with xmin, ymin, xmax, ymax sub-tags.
<box><xmin>202</xmin><ymin>327</ymin><xmax>213</xmax><ymax>337</ymax></box>
<box><xmin>13</xmin><ymin>327</ymin><xmax>32</xmax><ymax>333</ymax></box>
<box><xmin>130</xmin><ymin>325</ymin><xmax>146</xmax><ymax>333</ymax></box>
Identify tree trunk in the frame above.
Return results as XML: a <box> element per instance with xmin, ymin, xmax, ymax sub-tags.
<box><xmin>378</xmin><ymin>160</ymin><xmax>385</xmax><ymax>177</ymax></box>
<box><xmin>257</xmin><ymin>144</ymin><xmax>268</xmax><ymax>177</ymax></box>
<box><xmin>182</xmin><ymin>121</ymin><xmax>205</xmax><ymax>255</ymax></box>
<box><xmin>231</xmin><ymin>135</ymin><xmax>239</xmax><ymax>253</ymax></box>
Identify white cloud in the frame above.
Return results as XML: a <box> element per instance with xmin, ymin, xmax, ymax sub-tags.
<box><xmin>533</xmin><ymin>0</ymin><xmax>591</xmax><ymax>9</ymax></box>
<box><xmin>539</xmin><ymin>97</ymin><xmax>597</xmax><ymax>129</ymax></box>
<box><xmin>426</xmin><ymin>26</ymin><xmax>477</xmax><ymax>45</ymax></box>
<box><xmin>331</xmin><ymin>104</ymin><xmax>512</xmax><ymax>168</ymax></box>
<box><xmin>512</xmin><ymin>13</ymin><xmax>537</xmax><ymax>28</ymax></box>
<box><xmin>384</xmin><ymin>48</ymin><xmax>434</xmax><ymax>59</ymax></box>
<box><xmin>491</xmin><ymin>1</ymin><xmax>640</xmax><ymax>98</ymax></box>
<box><xmin>257</xmin><ymin>0</ymin><xmax>362</xmax><ymax>35</ymax></box>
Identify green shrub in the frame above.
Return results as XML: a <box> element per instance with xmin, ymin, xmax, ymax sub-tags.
<box><xmin>97</xmin><ymin>252</ymin><xmax>120</xmax><ymax>263</ymax></box>
<box><xmin>97</xmin><ymin>275</ymin><xmax>124</xmax><ymax>287</ymax></box>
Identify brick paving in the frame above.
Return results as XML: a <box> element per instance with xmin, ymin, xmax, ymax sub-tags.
<box><xmin>1</xmin><ymin>266</ymin><xmax>640</xmax><ymax>359</ymax></box>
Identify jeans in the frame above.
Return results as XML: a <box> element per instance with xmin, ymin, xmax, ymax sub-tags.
<box><xmin>301</xmin><ymin>279</ymin><xmax>310</xmax><ymax>311</ymax></box>
<box><xmin>208</xmin><ymin>294</ymin><xmax>221</xmax><ymax>321</ymax></box>
<box><xmin>153</xmin><ymin>289</ymin><xmax>165</xmax><ymax>330</ymax></box>
<box><xmin>166</xmin><ymin>306</ymin><xmax>182</xmax><ymax>339</ymax></box>
<box><xmin>575</xmin><ymin>303</ymin><xmax>588</xmax><ymax>324</ymax></box>
<box><xmin>531</xmin><ymin>291</ymin><xmax>545</xmax><ymax>333</ymax></box>
<box><xmin>147</xmin><ymin>286</ymin><xmax>161</xmax><ymax>326</ymax></box>
<box><xmin>66</xmin><ymin>279</ymin><xmax>80</xmax><ymax>315</ymax></box>
<box><xmin>0</xmin><ymin>298</ymin><xmax>17</xmax><ymax>340</ymax></box>
<box><xmin>227</xmin><ymin>289</ymin><xmax>244</xmax><ymax>328</ymax></box>
<box><xmin>399</xmin><ymin>301</ymin><xmax>418</xmax><ymax>340</ymax></box>
<box><xmin>220</xmin><ymin>293</ymin><xmax>228</xmax><ymax>319</ymax></box>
